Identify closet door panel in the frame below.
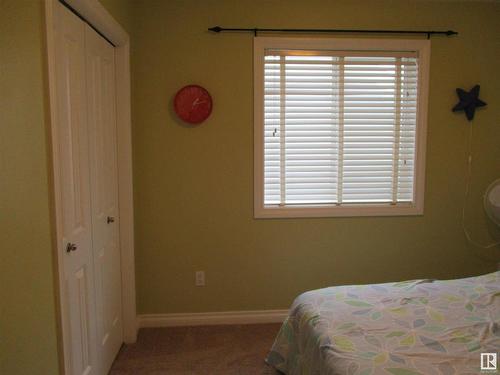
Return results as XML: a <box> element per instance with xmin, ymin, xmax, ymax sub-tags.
<box><xmin>55</xmin><ymin>3</ymin><xmax>99</xmax><ymax>375</ymax></box>
<box><xmin>85</xmin><ymin>24</ymin><xmax>123</xmax><ymax>374</ymax></box>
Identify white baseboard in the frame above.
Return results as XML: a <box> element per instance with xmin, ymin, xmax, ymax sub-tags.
<box><xmin>137</xmin><ymin>309</ymin><xmax>289</xmax><ymax>328</ymax></box>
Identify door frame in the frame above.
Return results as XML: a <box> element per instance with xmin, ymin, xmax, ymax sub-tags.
<box><xmin>44</xmin><ymin>0</ymin><xmax>136</xmax><ymax>373</ymax></box>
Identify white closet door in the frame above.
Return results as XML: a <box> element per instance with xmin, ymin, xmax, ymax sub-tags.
<box><xmin>55</xmin><ymin>3</ymin><xmax>99</xmax><ymax>375</ymax></box>
<box><xmin>85</xmin><ymin>24</ymin><xmax>123</xmax><ymax>374</ymax></box>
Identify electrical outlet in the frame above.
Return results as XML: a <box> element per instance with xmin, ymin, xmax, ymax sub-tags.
<box><xmin>195</xmin><ymin>271</ymin><xmax>205</xmax><ymax>286</ymax></box>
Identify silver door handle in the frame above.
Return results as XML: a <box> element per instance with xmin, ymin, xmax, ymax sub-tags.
<box><xmin>66</xmin><ymin>243</ymin><xmax>77</xmax><ymax>253</ymax></box>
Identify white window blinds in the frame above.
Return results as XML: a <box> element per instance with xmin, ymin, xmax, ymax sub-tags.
<box><xmin>263</xmin><ymin>49</ymin><xmax>419</xmax><ymax>207</ymax></box>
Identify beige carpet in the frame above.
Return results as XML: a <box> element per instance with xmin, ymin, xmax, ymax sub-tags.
<box><xmin>110</xmin><ymin>323</ymin><xmax>283</xmax><ymax>374</ymax></box>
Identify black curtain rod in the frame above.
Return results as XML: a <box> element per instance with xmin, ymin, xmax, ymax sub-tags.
<box><xmin>208</xmin><ymin>26</ymin><xmax>458</xmax><ymax>39</ymax></box>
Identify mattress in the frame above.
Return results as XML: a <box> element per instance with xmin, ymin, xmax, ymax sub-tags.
<box><xmin>267</xmin><ymin>271</ymin><xmax>500</xmax><ymax>375</ymax></box>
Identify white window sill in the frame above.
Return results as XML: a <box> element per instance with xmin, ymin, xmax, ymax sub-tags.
<box><xmin>254</xmin><ymin>203</ymin><xmax>424</xmax><ymax>219</ymax></box>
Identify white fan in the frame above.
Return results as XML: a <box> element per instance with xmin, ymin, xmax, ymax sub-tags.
<box><xmin>484</xmin><ymin>178</ymin><xmax>500</xmax><ymax>226</ymax></box>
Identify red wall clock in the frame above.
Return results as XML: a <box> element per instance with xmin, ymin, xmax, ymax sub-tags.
<box><xmin>173</xmin><ymin>85</ymin><xmax>213</xmax><ymax>125</ymax></box>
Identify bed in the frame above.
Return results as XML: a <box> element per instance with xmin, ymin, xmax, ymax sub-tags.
<box><xmin>266</xmin><ymin>271</ymin><xmax>500</xmax><ymax>375</ymax></box>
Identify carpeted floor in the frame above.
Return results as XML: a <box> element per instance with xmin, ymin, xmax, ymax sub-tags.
<box><xmin>110</xmin><ymin>323</ymin><xmax>283</xmax><ymax>374</ymax></box>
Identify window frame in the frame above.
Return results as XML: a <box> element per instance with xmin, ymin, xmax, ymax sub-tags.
<box><xmin>254</xmin><ymin>37</ymin><xmax>430</xmax><ymax>219</ymax></box>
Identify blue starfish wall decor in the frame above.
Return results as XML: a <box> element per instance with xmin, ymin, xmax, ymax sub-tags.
<box><xmin>452</xmin><ymin>84</ymin><xmax>487</xmax><ymax>121</ymax></box>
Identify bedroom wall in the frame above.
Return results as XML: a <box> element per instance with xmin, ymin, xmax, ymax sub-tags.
<box><xmin>0</xmin><ymin>1</ymin><xmax>132</xmax><ymax>374</ymax></box>
<box><xmin>130</xmin><ymin>0</ymin><xmax>500</xmax><ymax>315</ymax></box>
<box><xmin>0</xmin><ymin>1</ymin><xmax>59</xmax><ymax>374</ymax></box>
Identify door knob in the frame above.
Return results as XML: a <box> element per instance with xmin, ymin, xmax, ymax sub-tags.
<box><xmin>107</xmin><ymin>216</ymin><xmax>115</xmax><ymax>224</ymax></box>
<box><xmin>66</xmin><ymin>243</ymin><xmax>77</xmax><ymax>253</ymax></box>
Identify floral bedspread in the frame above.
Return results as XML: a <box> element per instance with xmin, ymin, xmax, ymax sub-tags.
<box><xmin>267</xmin><ymin>272</ymin><xmax>500</xmax><ymax>375</ymax></box>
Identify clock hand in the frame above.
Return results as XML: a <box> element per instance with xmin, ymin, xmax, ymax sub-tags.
<box><xmin>191</xmin><ymin>99</ymin><xmax>208</xmax><ymax>109</ymax></box>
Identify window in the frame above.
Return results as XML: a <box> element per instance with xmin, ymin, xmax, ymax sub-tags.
<box><xmin>254</xmin><ymin>38</ymin><xmax>430</xmax><ymax>218</ymax></box>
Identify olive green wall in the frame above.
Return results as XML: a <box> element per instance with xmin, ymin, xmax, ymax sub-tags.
<box><xmin>130</xmin><ymin>0</ymin><xmax>500</xmax><ymax>314</ymax></box>
<box><xmin>0</xmin><ymin>1</ymin><xmax>132</xmax><ymax>374</ymax></box>
<box><xmin>101</xmin><ymin>0</ymin><xmax>133</xmax><ymax>33</ymax></box>
<box><xmin>0</xmin><ymin>1</ymin><xmax>59</xmax><ymax>374</ymax></box>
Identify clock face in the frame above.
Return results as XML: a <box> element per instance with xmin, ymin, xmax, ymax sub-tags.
<box><xmin>173</xmin><ymin>85</ymin><xmax>213</xmax><ymax>124</ymax></box>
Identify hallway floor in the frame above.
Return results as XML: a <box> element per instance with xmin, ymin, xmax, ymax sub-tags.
<box><xmin>110</xmin><ymin>323</ymin><xmax>282</xmax><ymax>374</ymax></box>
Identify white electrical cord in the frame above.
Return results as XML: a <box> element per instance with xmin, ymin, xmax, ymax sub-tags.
<box><xmin>462</xmin><ymin>122</ymin><xmax>500</xmax><ymax>249</ymax></box>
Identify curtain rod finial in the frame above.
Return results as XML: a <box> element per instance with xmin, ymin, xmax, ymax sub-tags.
<box><xmin>446</xmin><ymin>30</ymin><xmax>458</xmax><ymax>36</ymax></box>
<box><xmin>209</xmin><ymin>26</ymin><xmax>222</xmax><ymax>33</ymax></box>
